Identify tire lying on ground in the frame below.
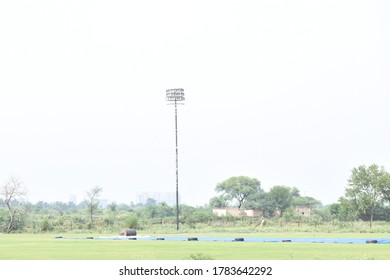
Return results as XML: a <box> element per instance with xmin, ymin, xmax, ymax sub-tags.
<box><xmin>120</xmin><ymin>228</ymin><xmax>137</xmax><ymax>236</ymax></box>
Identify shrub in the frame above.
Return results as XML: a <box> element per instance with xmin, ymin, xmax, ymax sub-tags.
<box><xmin>123</xmin><ymin>215</ymin><xmax>139</xmax><ymax>229</ymax></box>
<box><xmin>41</xmin><ymin>218</ymin><xmax>53</xmax><ymax>232</ymax></box>
<box><xmin>188</xmin><ymin>253</ymin><xmax>214</xmax><ymax>260</ymax></box>
<box><xmin>307</xmin><ymin>214</ymin><xmax>323</xmax><ymax>228</ymax></box>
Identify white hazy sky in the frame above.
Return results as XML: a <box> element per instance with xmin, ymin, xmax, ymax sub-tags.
<box><xmin>0</xmin><ymin>0</ymin><xmax>389</xmax><ymax>206</ymax></box>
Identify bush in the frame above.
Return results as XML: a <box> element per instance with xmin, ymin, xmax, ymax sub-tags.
<box><xmin>307</xmin><ymin>214</ymin><xmax>323</xmax><ymax>228</ymax></box>
<box><xmin>188</xmin><ymin>253</ymin><xmax>214</xmax><ymax>260</ymax></box>
<box><xmin>123</xmin><ymin>215</ymin><xmax>139</xmax><ymax>229</ymax></box>
<box><xmin>41</xmin><ymin>218</ymin><xmax>53</xmax><ymax>232</ymax></box>
<box><xmin>103</xmin><ymin>214</ymin><xmax>115</xmax><ymax>227</ymax></box>
<box><xmin>0</xmin><ymin>210</ymin><xmax>8</xmax><ymax>232</ymax></box>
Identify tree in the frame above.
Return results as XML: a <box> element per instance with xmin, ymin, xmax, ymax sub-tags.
<box><xmin>107</xmin><ymin>202</ymin><xmax>118</xmax><ymax>212</ymax></box>
<box><xmin>345</xmin><ymin>164</ymin><xmax>390</xmax><ymax>228</ymax></box>
<box><xmin>292</xmin><ymin>196</ymin><xmax>322</xmax><ymax>208</ymax></box>
<box><xmin>215</xmin><ymin>176</ymin><xmax>261</xmax><ymax>209</ymax></box>
<box><xmin>337</xmin><ymin>197</ymin><xmax>359</xmax><ymax>223</ymax></box>
<box><xmin>145</xmin><ymin>198</ymin><xmax>157</xmax><ymax>206</ymax></box>
<box><xmin>268</xmin><ymin>185</ymin><xmax>293</xmax><ymax>215</ymax></box>
<box><xmin>328</xmin><ymin>203</ymin><xmax>340</xmax><ymax>218</ymax></box>
<box><xmin>241</xmin><ymin>191</ymin><xmax>269</xmax><ymax>214</ymax></box>
<box><xmin>209</xmin><ymin>195</ymin><xmax>229</xmax><ymax>208</ymax></box>
<box><xmin>0</xmin><ymin>178</ymin><xmax>27</xmax><ymax>233</ymax></box>
<box><xmin>85</xmin><ymin>186</ymin><xmax>103</xmax><ymax>229</ymax></box>
<box><xmin>156</xmin><ymin>202</ymin><xmax>174</xmax><ymax>221</ymax></box>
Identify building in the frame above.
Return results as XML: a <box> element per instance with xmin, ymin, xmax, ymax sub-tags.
<box><xmin>136</xmin><ymin>192</ymin><xmax>177</xmax><ymax>206</ymax></box>
<box><xmin>294</xmin><ymin>205</ymin><xmax>313</xmax><ymax>216</ymax></box>
<box><xmin>212</xmin><ymin>207</ymin><xmax>261</xmax><ymax>218</ymax></box>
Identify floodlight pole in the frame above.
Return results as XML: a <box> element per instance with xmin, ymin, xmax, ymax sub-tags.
<box><xmin>166</xmin><ymin>88</ymin><xmax>185</xmax><ymax>231</ymax></box>
<box><xmin>174</xmin><ymin>98</ymin><xmax>179</xmax><ymax>231</ymax></box>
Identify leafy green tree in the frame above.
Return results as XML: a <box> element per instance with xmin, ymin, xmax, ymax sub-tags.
<box><xmin>312</xmin><ymin>207</ymin><xmax>333</xmax><ymax>223</ymax></box>
<box><xmin>156</xmin><ymin>202</ymin><xmax>174</xmax><ymax>219</ymax></box>
<box><xmin>345</xmin><ymin>164</ymin><xmax>390</xmax><ymax>228</ymax></box>
<box><xmin>209</xmin><ymin>195</ymin><xmax>229</xmax><ymax>208</ymax></box>
<box><xmin>107</xmin><ymin>202</ymin><xmax>118</xmax><ymax>212</ymax></box>
<box><xmin>268</xmin><ymin>185</ymin><xmax>293</xmax><ymax>215</ymax></box>
<box><xmin>292</xmin><ymin>196</ymin><xmax>322</xmax><ymax>208</ymax></box>
<box><xmin>337</xmin><ymin>197</ymin><xmax>359</xmax><ymax>222</ymax></box>
<box><xmin>180</xmin><ymin>204</ymin><xmax>196</xmax><ymax>228</ymax></box>
<box><xmin>192</xmin><ymin>208</ymin><xmax>213</xmax><ymax>223</ymax></box>
<box><xmin>215</xmin><ymin>176</ymin><xmax>261</xmax><ymax>209</ymax></box>
<box><xmin>290</xmin><ymin>187</ymin><xmax>301</xmax><ymax>198</ymax></box>
<box><xmin>142</xmin><ymin>204</ymin><xmax>158</xmax><ymax>219</ymax></box>
<box><xmin>328</xmin><ymin>203</ymin><xmax>340</xmax><ymax>218</ymax></box>
<box><xmin>241</xmin><ymin>191</ymin><xmax>269</xmax><ymax>214</ymax></box>
<box><xmin>145</xmin><ymin>198</ymin><xmax>157</xmax><ymax>206</ymax></box>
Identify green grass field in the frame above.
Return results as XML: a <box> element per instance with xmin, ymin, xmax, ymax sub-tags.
<box><xmin>1</xmin><ymin>232</ymin><xmax>389</xmax><ymax>260</ymax></box>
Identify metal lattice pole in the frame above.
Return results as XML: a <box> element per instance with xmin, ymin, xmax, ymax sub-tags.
<box><xmin>166</xmin><ymin>88</ymin><xmax>185</xmax><ymax>231</ymax></box>
<box><xmin>174</xmin><ymin>98</ymin><xmax>179</xmax><ymax>230</ymax></box>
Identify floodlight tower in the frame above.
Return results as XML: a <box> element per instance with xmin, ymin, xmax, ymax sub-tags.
<box><xmin>166</xmin><ymin>88</ymin><xmax>185</xmax><ymax>231</ymax></box>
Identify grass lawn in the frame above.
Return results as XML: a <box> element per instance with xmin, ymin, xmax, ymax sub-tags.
<box><xmin>0</xmin><ymin>232</ymin><xmax>389</xmax><ymax>260</ymax></box>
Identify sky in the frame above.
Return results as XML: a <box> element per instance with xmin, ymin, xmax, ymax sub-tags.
<box><xmin>0</xmin><ymin>0</ymin><xmax>389</xmax><ymax>206</ymax></box>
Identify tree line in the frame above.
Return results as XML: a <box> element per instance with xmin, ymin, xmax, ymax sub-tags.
<box><xmin>210</xmin><ymin>164</ymin><xmax>390</xmax><ymax>228</ymax></box>
<box><xmin>210</xmin><ymin>176</ymin><xmax>321</xmax><ymax>216</ymax></box>
<box><xmin>1</xmin><ymin>163</ymin><xmax>389</xmax><ymax>233</ymax></box>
